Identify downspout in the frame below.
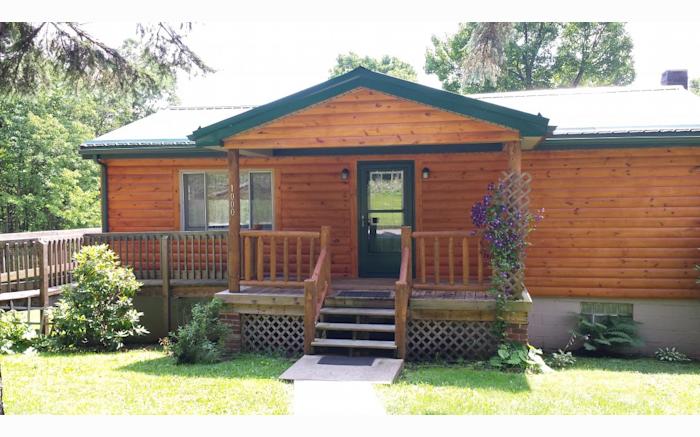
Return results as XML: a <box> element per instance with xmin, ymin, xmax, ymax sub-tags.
<box><xmin>97</xmin><ymin>159</ymin><xmax>109</xmax><ymax>232</ymax></box>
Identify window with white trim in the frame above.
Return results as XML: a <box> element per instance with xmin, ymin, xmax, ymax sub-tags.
<box><xmin>182</xmin><ymin>170</ymin><xmax>273</xmax><ymax>231</ymax></box>
<box><xmin>580</xmin><ymin>302</ymin><xmax>633</xmax><ymax>323</ymax></box>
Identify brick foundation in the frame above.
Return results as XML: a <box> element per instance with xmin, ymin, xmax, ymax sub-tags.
<box><xmin>219</xmin><ymin>304</ymin><xmax>242</xmax><ymax>355</ymax></box>
<box><xmin>505</xmin><ymin>323</ymin><xmax>529</xmax><ymax>344</ymax></box>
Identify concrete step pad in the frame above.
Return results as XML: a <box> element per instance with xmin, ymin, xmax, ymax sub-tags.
<box><xmin>280</xmin><ymin>354</ymin><xmax>404</xmax><ymax>384</ymax></box>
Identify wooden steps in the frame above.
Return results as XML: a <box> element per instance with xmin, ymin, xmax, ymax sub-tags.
<box><xmin>316</xmin><ymin>322</ymin><xmax>396</xmax><ymax>333</ymax></box>
<box><xmin>311</xmin><ymin>338</ymin><xmax>397</xmax><ymax>350</ymax></box>
<box><xmin>319</xmin><ymin>307</ymin><xmax>395</xmax><ymax>317</ymax></box>
<box><xmin>313</xmin><ymin>298</ymin><xmax>397</xmax><ymax>356</ymax></box>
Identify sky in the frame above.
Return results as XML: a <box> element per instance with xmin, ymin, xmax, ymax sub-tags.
<box><xmin>72</xmin><ymin>5</ymin><xmax>700</xmax><ymax>107</ymax></box>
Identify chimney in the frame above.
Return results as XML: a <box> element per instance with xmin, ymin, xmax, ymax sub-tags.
<box><xmin>661</xmin><ymin>70</ymin><xmax>688</xmax><ymax>89</ymax></box>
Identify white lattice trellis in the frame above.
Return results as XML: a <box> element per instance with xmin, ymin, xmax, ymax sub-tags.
<box><xmin>242</xmin><ymin>314</ymin><xmax>304</xmax><ymax>356</ymax></box>
<box><xmin>407</xmin><ymin>320</ymin><xmax>497</xmax><ymax>361</ymax></box>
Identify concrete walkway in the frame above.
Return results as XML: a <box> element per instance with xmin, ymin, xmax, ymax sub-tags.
<box><xmin>292</xmin><ymin>381</ymin><xmax>386</xmax><ymax>416</ymax></box>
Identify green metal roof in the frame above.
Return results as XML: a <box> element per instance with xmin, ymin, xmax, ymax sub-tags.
<box><xmin>188</xmin><ymin>67</ymin><xmax>550</xmax><ymax>146</ymax></box>
<box><xmin>80</xmin><ymin>71</ymin><xmax>700</xmax><ymax>159</ymax></box>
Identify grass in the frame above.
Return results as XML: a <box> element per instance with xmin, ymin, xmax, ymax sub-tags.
<box><xmin>4</xmin><ymin>348</ymin><xmax>697</xmax><ymax>415</ymax></box>
<box><xmin>0</xmin><ymin>348</ymin><xmax>294</xmax><ymax>415</ymax></box>
<box><xmin>377</xmin><ymin>357</ymin><xmax>700</xmax><ymax>414</ymax></box>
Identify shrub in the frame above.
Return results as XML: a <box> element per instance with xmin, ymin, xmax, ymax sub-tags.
<box><xmin>0</xmin><ymin>310</ymin><xmax>36</xmax><ymax>354</ymax></box>
<box><xmin>572</xmin><ymin>314</ymin><xmax>643</xmax><ymax>355</ymax></box>
<box><xmin>655</xmin><ymin>347</ymin><xmax>691</xmax><ymax>363</ymax></box>
<box><xmin>489</xmin><ymin>341</ymin><xmax>552</xmax><ymax>373</ymax></box>
<box><xmin>167</xmin><ymin>299</ymin><xmax>228</xmax><ymax>364</ymax></box>
<box><xmin>548</xmin><ymin>349</ymin><xmax>576</xmax><ymax>369</ymax></box>
<box><xmin>50</xmin><ymin>244</ymin><xmax>146</xmax><ymax>351</ymax></box>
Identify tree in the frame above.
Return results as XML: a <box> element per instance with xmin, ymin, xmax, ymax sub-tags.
<box><xmin>330</xmin><ymin>52</ymin><xmax>417</xmax><ymax>81</ymax></box>
<box><xmin>425</xmin><ymin>22</ymin><xmax>635</xmax><ymax>94</ymax></box>
<box><xmin>0</xmin><ymin>40</ymin><xmax>180</xmax><ymax>233</ymax></box>
<box><xmin>0</xmin><ymin>22</ymin><xmax>212</xmax><ymax>95</ymax></box>
<box><xmin>460</xmin><ymin>23</ymin><xmax>512</xmax><ymax>86</ymax></box>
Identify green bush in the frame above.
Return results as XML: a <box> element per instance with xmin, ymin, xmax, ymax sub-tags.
<box><xmin>572</xmin><ymin>314</ymin><xmax>643</xmax><ymax>355</ymax></box>
<box><xmin>489</xmin><ymin>341</ymin><xmax>552</xmax><ymax>373</ymax></box>
<box><xmin>0</xmin><ymin>310</ymin><xmax>36</xmax><ymax>354</ymax></box>
<box><xmin>49</xmin><ymin>244</ymin><xmax>146</xmax><ymax>351</ymax></box>
<box><xmin>167</xmin><ymin>299</ymin><xmax>228</xmax><ymax>364</ymax></box>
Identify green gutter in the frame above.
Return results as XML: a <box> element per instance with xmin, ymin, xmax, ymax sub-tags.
<box><xmin>80</xmin><ymin>146</ymin><xmax>226</xmax><ymax>160</ymax></box>
<box><xmin>539</xmin><ymin>134</ymin><xmax>700</xmax><ymax>150</ymax></box>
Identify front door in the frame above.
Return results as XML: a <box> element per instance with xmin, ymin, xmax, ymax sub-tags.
<box><xmin>358</xmin><ymin>161</ymin><xmax>414</xmax><ymax>277</ymax></box>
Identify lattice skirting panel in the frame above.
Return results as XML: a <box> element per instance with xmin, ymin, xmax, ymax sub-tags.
<box><xmin>408</xmin><ymin>320</ymin><xmax>498</xmax><ymax>361</ymax></box>
<box><xmin>241</xmin><ymin>314</ymin><xmax>304</xmax><ymax>357</ymax></box>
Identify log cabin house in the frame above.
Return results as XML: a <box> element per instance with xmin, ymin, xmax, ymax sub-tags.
<box><xmin>75</xmin><ymin>67</ymin><xmax>700</xmax><ymax>359</ymax></box>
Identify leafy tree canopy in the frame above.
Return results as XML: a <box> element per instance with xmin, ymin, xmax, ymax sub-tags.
<box><xmin>330</xmin><ymin>52</ymin><xmax>417</xmax><ymax>81</ymax></box>
<box><xmin>0</xmin><ymin>22</ymin><xmax>212</xmax><ymax>95</ymax></box>
<box><xmin>425</xmin><ymin>22</ymin><xmax>635</xmax><ymax>94</ymax></box>
<box><xmin>0</xmin><ymin>24</ymin><xmax>193</xmax><ymax>232</ymax></box>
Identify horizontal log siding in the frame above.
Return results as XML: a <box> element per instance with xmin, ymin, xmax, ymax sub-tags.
<box><xmin>524</xmin><ymin>147</ymin><xmax>700</xmax><ymax>299</ymax></box>
<box><xmin>416</xmin><ymin>152</ymin><xmax>506</xmax><ymax>281</ymax></box>
<box><xmin>105</xmin><ymin>145</ymin><xmax>700</xmax><ymax>299</ymax></box>
<box><xmin>224</xmin><ymin>88</ymin><xmax>519</xmax><ymax>149</ymax></box>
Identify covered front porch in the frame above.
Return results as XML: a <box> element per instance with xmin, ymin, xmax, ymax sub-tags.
<box><xmin>87</xmin><ymin>67</ymin><xmax>545</xmax><ymax>360</ymax></box>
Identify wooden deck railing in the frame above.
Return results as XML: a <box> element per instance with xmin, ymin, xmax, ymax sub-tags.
<box><xmin>1</xmin><ymin>236</ymin><xmax>83</xmax><ymax>295</ymax></box>
<box><xmin>242</xmin><ymin>230</ymin><xmax>322</xmax><ymax>288</ymax></box>
<box><xmin>412</xmin><ymin>230</ymin><xmax>486</xmax><ymax>291</ymax></box>
<box><xmin>303</xmin><ymin>226</ymin><xmax>332</xmax><ymax>354</ymax></box>
<box><xmin>84</xmin><ymin>232</ymin><xmax>226</xmax><ymax>281</ymax></box>
<box><xmin>394</xmin><ymin>227</ymin><xmax>412</xmax><ymax>359</ymax></box>
<box><xmin>84</xmin><ymin>229</ymin><xmax>327</xmax><ymax>289</ymax></box>
<box><xmin>1</xmin><ymin>235</ymin><xmax>84</xmax><ymax>333</ymax></box>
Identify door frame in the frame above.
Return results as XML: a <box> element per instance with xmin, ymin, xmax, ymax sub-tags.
<box><xmin>357</xmin><ymin>160</ymin><xmax>415</xmax><ymax>277</ymax></box>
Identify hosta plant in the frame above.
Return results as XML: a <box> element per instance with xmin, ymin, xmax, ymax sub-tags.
<box><xmin>655</xmin><ymin>347</ymin><xmax>691</xmax><ymax>363</ymax></box>
<box><xmin>572</xmin><ymin>314</ymin><xmax>643</xmax><ymax>355</ymax></box>
<box><xmin>489</xmin><ymin>341</ymin><xmax>552</xmax><ymax>373</ymax></box>
<box><xmin>548</xmin><ymin>349</ymin><xmax>576</xmax><ymax>369</ymax></box>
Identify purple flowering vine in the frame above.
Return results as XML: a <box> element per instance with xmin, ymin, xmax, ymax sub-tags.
<box><xmin>471</xmin><ymin>181</ymin><xmax>544</xmax><ymax>297</ymax></box>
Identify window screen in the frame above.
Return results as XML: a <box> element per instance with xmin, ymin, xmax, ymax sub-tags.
<box><xmin>182</xmin><ymin>170</ymin><xmax>273</xmax><ymax>231</ymax></box>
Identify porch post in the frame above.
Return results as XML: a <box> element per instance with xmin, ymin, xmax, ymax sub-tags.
<box><xmin>504</xmin><ymin>140</ymin><xmax>522</xmax><ymax>174</ymax></box>
<box><xmin>227</xmin><ymin>149</ymin><xmax>241</xmax><ymax>292</ymax></box>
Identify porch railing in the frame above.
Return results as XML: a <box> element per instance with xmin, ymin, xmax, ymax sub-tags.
<box><xmin>1</xmin><ymin>236</ymin><xmax>83</xmax><ymax>295</ymax></box>
<box><xmin>84</xmin><ymin>228</ymin><xmax>329</xmax><ymax>288</ymax></box>
<box><xmin>1</xmin><ymin>234</ymin><xmax>85</xmax><ymax>333</ymax></box>
<box><xmin>303</xmin><ymin>226</ymin><xmax>332</xmax><ymax>354</ymax></box>
<box><xmin>412</xmin><ymin>230</ymin><xmax>486</xmax><ymax>290</ymax></box>
<box><xmin>242</xmin><ymin>230</ymin><xmax>322</xmax><ymax>288</ymax></box>
<box><xmin>394</xmin><ymin>227</ymin><xmax>412</xmax><ymax>359</ymax></box>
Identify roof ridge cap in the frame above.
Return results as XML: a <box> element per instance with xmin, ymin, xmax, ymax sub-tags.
<box><xmin>167</xmin><ymin>105</ymin><xmax>257</xmax><ymax>111</ymax></box>
<box><xmin>470</xmin><ymin>85</ymin><xmax>685</xmax><ymax>99</ymax></box>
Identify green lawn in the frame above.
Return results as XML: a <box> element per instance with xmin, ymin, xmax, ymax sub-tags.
<box><xmin>377</xmin><ymin>358</ymin><xmax>700</xmax><ymax>414</ymax></box>
<box><xmin>4</xmin><ymin>350</ymin><xmax>698</xmax><ymax>415</ymax></box>
<box><xmin>0</xmin><ymin>348</ymin><xmax>293</xmax><ymax>415</ymax></box>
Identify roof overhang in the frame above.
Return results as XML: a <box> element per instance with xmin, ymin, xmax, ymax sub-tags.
<box><xmin>78</xmin><ymin>143</ymin><xmax>271</xmax><ymax>160</ymax></box>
